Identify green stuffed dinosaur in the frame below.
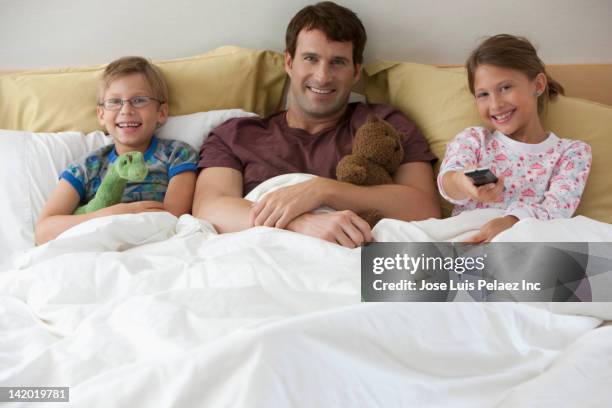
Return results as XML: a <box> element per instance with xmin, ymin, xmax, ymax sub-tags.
<box><xmin>74</xmin><ymin>151</ymin><xmax>148</xmax><ymax>215</ymax></box>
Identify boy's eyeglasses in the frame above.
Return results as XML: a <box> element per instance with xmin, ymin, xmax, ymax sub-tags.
<box><xmin>99</xmin><ymin>96</ymin><xmax>164</xmax><ymax>111</ymax></box>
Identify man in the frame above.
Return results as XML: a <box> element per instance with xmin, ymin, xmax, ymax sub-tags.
<box><xmin>193</xmin><ymin>1</ymin><xmax>440</xmax><ymax>248</ymax></box>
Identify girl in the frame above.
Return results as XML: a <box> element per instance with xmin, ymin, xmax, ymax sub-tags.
<box><xmin>438</xmin><ymin>34</ymin><xmax>592</xmax><ymax>242</ymax></box>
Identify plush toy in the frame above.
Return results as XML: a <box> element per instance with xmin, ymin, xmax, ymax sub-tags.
<box><xmin>74</xmin><ymin>151</ymin><xmax>148</xmax><ymax>215</ymax></box>
<box><xmin>336</xmin><ymin>115</ymin><xmax>404</xmax><ymax>227</ymax></box>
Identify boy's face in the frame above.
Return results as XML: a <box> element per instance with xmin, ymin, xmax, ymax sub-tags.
<box><xmin>97</xmin><ymin>73</ymin><xmax>168</xmax><ymax>154</ymax></box>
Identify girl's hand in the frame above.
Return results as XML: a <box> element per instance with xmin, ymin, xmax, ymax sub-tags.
<box><xmin>457</xmin><ymin>171</ymin><xmax>505</xmax><ymax>203</ymax></box>
<box><xmin>464</xmin><ymin>215</ymin><xmax>518</xmax><ymax>243</ymax></box>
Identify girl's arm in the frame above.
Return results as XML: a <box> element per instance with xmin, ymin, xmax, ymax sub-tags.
<box><xmin>35</xmin><ymin>180</ymin><xmax>164</xmax><ymax>245</ymax></box>
<box><xmin>441</xmin><ymin>170</ymin><xmax>505</xmax><ymax>203</ymax></box>
<box><xmin>464</xmin><ymin>141</ymin><xmax>592</xmax><ymax>243</ymax></box>
<box><xmin>163</xmin><ymin>171</ymin><xmax>197</xmax><ymax>217</ymax></box>
<box><xmin>437</xmin><ymin>127</ymin><xmax>503</xmax><ymax>203</ymax></box>
<box><xmin>505</xmin><ymin>141</ymin><xmax>592</xmax><ymax>220</ymax></box>
<box><xmin>464</xmin><ymin>215</ymin><xmax>519</xmax><ymax>243</ymax></box>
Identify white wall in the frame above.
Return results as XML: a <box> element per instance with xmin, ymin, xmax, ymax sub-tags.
<box><xmin>1</xmin><ymin>0</ymin><xmax>611</xmax><ymax>69</ymax></box>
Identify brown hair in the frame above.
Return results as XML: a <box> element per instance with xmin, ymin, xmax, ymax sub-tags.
<box><xmin>466</xmin><ymin>34</ymin><xmax>564</xmax><ymax>113</ymax></box>
<box><xmin>98</xmin><ymin>56</ymin><xmax>168</xmax><ymax>105</ymax></box>
<box><xmin>285</xmin><ymin>1</ymin><xmax>367</xmax><ymax>65</ymax></box>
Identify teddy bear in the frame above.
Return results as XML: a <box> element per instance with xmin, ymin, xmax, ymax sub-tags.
<box><xmin>336</xmin><ymin>115</ymin><xmax>405</xmax><ymax>227</ymax></box>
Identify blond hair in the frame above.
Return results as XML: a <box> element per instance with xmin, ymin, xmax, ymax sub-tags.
<box><xmin>97</xmin><ymin>56</ymin><xmax>168</xmax><ymax>104</ymax></box>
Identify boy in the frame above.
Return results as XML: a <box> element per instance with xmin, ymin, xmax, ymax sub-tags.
<box><xmin>35</xmin><ymin>56</ymin><xmax>197</xmax><ymax>244</ymax></box>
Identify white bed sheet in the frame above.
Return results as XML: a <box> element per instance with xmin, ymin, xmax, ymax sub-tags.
<box><xmin>1</xmin><ymin>207</ymin><xmax>611</xmax><ymax>407</ymax></box>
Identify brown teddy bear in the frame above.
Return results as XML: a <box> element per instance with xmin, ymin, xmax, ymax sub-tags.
<box><xmin>336</xmin><ymin>115</ymin><xmax>405</xmax><ymax>227</ymax></box>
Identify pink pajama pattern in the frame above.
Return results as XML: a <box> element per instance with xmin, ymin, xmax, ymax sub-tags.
<box><xmin>437</xmin><ymin>127</ymin><xmax>592</xmax><ymax>220</ymax></box>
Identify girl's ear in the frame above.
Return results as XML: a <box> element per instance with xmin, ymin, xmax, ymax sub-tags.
<box><xmin>534</xmin><ymin>72</ymin><xmax>548</xmax><ymax>96</ymax></box>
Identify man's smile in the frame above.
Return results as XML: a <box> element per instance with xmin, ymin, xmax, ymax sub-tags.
<box><xmin>307</xmin><ymin>85</ymin><xmax>335</xmax><ymax>95</ymax></box>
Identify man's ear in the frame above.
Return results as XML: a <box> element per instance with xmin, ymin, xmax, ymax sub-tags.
<box><xmin>284</xmin><ymin>50</ymin><xmax>293</xmax><ymax>77</ymax></box>
<box><xmin>353</xmin><ymin>63</ymin><xmax>362</xmax><ymax>84</ymax></box>
<box><xmin>96</xmin><ymin>105</ymin><xmax>105</xmax><ymax>126</ymax></box>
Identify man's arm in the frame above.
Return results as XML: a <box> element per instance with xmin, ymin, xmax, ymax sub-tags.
<box><xmin>324</xmin><ymin>161</ymin><xmax>441</xmax><ymax>220</ymax></box>
<box><xmin>192</xmin><ymin>167</ymin><xmax>252</xmax><ymax>233</ymax></box>
<box><xmin>251</xmin><ymin>161</ymin><xmax>441</xmax><ymax>228</ymax></box>
<box><xmin>192</xmin><ymin>167</ymin><xmax>372</xmax><ymax>247</ymax></box>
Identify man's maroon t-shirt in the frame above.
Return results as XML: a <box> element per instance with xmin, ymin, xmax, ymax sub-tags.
<box><xmin>198</xmin><ymin>102</ymin><xmax>437</xmax><ymax>195</ymax></box>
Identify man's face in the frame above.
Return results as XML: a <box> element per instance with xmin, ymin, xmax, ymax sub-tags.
<box><xmin>285</xmin><ymin>29</ymin><xmax>361</xmax><ymax>120</ymax></box>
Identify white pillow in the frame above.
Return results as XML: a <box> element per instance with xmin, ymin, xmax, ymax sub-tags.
<box><xmin>157</xmin><ymin>109</ymin><xmax>257</xmax><ymax>151</ymax></box>
<box><xmin>0</xmin><ymin>108</ymin><xmax>258</xmax><ymax>267</ymax></box>
<box><xmin>0</xmin><ymin>131</ymin><xmax>31</xmax><ymax>264</ymax></box>
<box><xmin>28</xmin><ymin>130</ymin><xmax>114</xmax><ymax>225</ymax></box>
<box><xmin>0</xmin><ymin>130</ymin><xmax>112</xmax><ymax>268</ymax></box>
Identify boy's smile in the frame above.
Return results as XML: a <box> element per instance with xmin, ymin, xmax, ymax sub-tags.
<box><xmin>116</xmin><ymin>121</ymin><xmax>143</xmax><ymax>130</ymax></box>
<box><xmin>97</xmin><ymin>73</ymin><xmax>168</xmax><ymax>155</ymax></box>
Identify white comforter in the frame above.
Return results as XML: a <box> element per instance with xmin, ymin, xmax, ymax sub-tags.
<box><xmin>1</xmin><ymin>189</ymin><xmax>612</xmax><ymax>406</ymax></box>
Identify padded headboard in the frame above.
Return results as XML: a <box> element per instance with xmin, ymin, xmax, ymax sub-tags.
<box><xmin>3</xmin><ymin>63</ymin><xmax>611</xmax><ymax>106</ymax></box>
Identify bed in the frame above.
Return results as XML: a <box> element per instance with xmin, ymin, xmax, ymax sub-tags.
<box><xmin>1</xmin><ymin>46</ymin><xmax>611</xmax><ymax>407</ymax></box>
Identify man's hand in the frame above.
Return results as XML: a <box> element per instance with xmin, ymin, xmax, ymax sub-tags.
<box><xmin>250</xmin><ymin>178</ymin><xmax>328</xmax><ymax>228</ymax></box>
<box><xmin>286</xmin><ymin>210</ymin><xmax>372</xmax><ymax>248</ymax></box>
<box><xmin>464</xmin><ymin>215</ymin><xmax>518</xmax><ymax>243</ymax></box>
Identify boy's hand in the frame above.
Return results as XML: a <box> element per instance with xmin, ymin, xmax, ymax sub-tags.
<box><xmin>456</xmin><ymin>171</ymin><xmax>505</xmax><ymax>203</ymax></box>
<box><xmin>464</xmin><ymin>215</ymin><xmax>518</xmax><ymax>243</ymax></box>
<box><xmin>99</xmin><ymin>201</ymin><xmax>165</xmax><ymax>216</ymax></box>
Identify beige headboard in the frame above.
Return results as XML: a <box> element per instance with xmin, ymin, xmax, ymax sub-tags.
<box><xmin>2</xmin><ymin>63</ymin><xmax>611</xmax><ymax>106</ymax></box>
<box><xmin>546</xmin><ymin>64</ymin><xmax>612</xmax><ymax>106</ymax></box>
<box><xmin>433</xmin><ymin>64</ymin><xmax>612</xmax><ymax>106</ymax></box>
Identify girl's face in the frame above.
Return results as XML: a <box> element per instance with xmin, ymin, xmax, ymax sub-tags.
<box><xmin>473</xmin><ymin>64</ymin><xmax>546</xmax><ymax>141</ymax></box>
